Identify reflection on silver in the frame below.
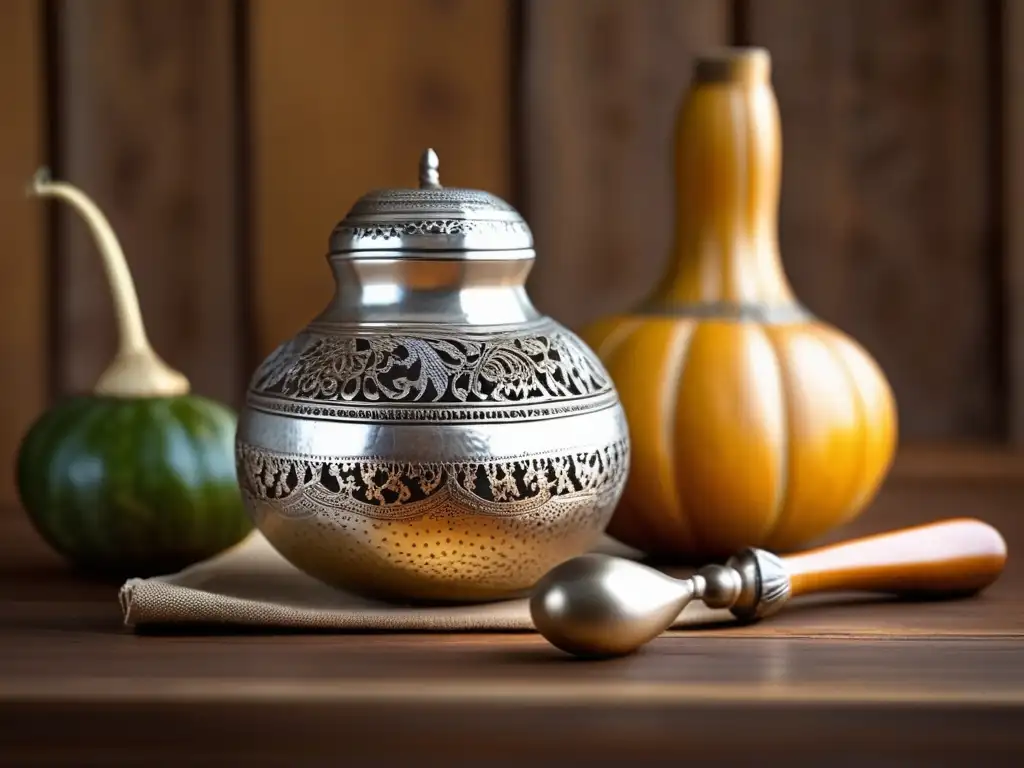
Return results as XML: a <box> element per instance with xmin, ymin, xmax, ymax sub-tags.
<box><xmin>236</xmin><ymin>149</ymin><xmax>630</xmax><ymax>603</ymax></box>
<box><xmin>529</xmin><ymin>550</ymin><xmax>793</xmax><ymax>658</ymax></box>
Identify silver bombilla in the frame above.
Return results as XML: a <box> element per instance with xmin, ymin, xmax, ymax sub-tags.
<box><xmin>529</xmin><ymin>518</ymin><xmax>1008</xmax><ymax>658</ymax></box>
<box><xmin>529</xmin><ymin>549</ymin><xmax>788</xmax><ymax>658</ymax></box>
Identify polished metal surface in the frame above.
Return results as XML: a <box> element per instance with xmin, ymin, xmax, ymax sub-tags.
<box><xmin>529</xmin><ymin>549</ymin><xmax>791</xmax><ymax>658</ymax></box>
<box><xmin>240</xmin><ymin>399</ymin><xmax>626</xmax><ymax>459</ymax></box>
<box><xmin>419</xmin><ymin>147</ymin><xmax>441</xmax><ymax>189</ymax></box>
<box><xmin>313</xmin><ymin>261</ymin><xmax>539</xmax><ymax>326</ymax></box>
<box><xmin>237</xmin><ymin>149</ymin><xmax>629</xmax><ymax>603</ymax></box>
<box><xmin>328</xmin><ymin>148</ymin><xmax>533</xmax><ymax>255</ymax></box>
<box><xmin>724</xmin><ymin>547</ymin><xmax>793</xmax><ymax>620</ymax></box>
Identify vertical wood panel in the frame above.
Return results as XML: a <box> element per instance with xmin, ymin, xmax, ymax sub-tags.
<box><xmin>53</xmin><ymin>0</ymin><xmax>244</xmax><ymax>407</ymax></box>
<box><xmin>249</xmin><ymin>0</ymin><xmax>513</xmax><ymax>360</ymax></box>
<box><xmin>521</xmin><ymin>0</ymin><xmax>730</xmax><ymax>330</ymax></box>
<box><xmin>0</xmin><ymin>0</ymin><xmax>46</xmax><ymax>508</ymax></box>
<box><xmin>748</xmin><ymin>0</ymin><xmax>999</xmax><ymax>441</ymax></box>
<box><xmin>1004</xmin><ymin>0</ymin><xmax>1024</xmax><ymax>445</ymax></box>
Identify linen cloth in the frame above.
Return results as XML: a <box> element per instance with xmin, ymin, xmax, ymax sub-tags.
<box><xmin>118</xmin><ymin>531</ymin><xmax>731</xmax><ymax>631</ymax></box>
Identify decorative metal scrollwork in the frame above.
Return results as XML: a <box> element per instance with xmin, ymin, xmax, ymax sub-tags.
<box><xmin>237</xmin><ymin>438</ymin><xmax>630</xmax><ymax>522</ymax></box>
<box><xmin>249</xmin><ymin>323</ymin><xmax>612</xmax><ymax>408</ymax></box>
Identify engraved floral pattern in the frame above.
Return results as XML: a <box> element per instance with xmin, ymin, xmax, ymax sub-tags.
<box><xmin>249</xmin><ymin>326</ymin><xmax>611</xmax><ymax>406</ymax></box>
<box><xmin>334</xmin><ymin>219</ymin><xmax>529</xmax><ymax>241</ymax></box>
<box><xmin>236</xmin><ymin>439</ymin><xmax>630</xmax><ymax>521</ymax></box>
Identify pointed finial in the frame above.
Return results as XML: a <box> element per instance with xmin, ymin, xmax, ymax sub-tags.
<box><xmin>419</xmin><ymin>148</ymin><xmax>441</xmax><ymax>189</ymax></box>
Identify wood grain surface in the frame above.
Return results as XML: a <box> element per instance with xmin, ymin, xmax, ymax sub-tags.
<box><xmin>1005</xmin><ymin>0</ymin><xmax>1024</xmax><ymax>444</ymax></box>
<box><xmin>746</xmin><ymin>0</ymin><xmax>1002</xmax><ymax>442</ymax></box>
<box><xmin>521</xmin><ymin>0</ymin><xmax>729</xmax><ymax>330</ymax></box>
<box><xmin>248</xmin><ymin>0</ymin><xmax>513</xmax><ymax>361</ymax></box>
<box><xmin>50</xmin><ymin>0</ymin><xmax>244</xmax><ymax>407</ymax></box>
<box><xmin>0</xmin><ymin>0</ymin><xmax>46</xmax><ymax>509</ymax></box>
<box><xmin>1</xmin><ymin>449</ymin><xmax>1023</xmax><ymax>762</ymax></box>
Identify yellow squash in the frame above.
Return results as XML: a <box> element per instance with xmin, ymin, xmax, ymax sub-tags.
<box><xmin>584</xmin><ymin>48</ymin><xmax>897</xmax><ymax>559</ymax></box>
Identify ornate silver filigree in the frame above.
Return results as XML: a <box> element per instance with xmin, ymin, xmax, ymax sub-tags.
<box><xmin>332</xmin><ymin>219</ymin><xmax>530</xmax><ymax>242</ymax></box>
<box><xmin>248</xmin><ymin>323</ymin><xmax>612</xmax><ymax>409</ymax></box>
<box><xmin>330</xmin><ymin>165</ymin><xmax>533</xmax><ymax>252</ymax></box>
<box><xmin>243</xmin><ymin>390</ymin><xmax>620</xmax><ymax>424</ymax></box>
<box><xmin>236</xmin><ymin>438</ymin><xmax>630</xmax><ymax>523</ymax></box>
<box><xmin>236</xmin><ymin>149</ymin><xmax>629</xmax><ymax>602</ymax></box>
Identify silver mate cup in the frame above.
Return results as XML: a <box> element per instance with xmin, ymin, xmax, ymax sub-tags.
<box><xmin>236</xmin><ymin>149</ymin><xmax>630</xmax><ymax>603</ymax></box>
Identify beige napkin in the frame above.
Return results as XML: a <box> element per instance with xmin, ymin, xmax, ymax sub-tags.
<box><xmin>118</xmin><ymin>531</ymin><xmax>732</xmax><ymax>632</ymax></box>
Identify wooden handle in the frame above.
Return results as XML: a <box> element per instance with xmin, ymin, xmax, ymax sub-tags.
<box><xmin>779</xmin><ymin>518</ymin><xmax>1007</xmax><ymax>598</ymax></box>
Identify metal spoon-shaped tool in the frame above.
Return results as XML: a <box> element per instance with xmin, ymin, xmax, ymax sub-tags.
<box><xmin>530</xmin><ymin>518</ymin><xmax>1007</xmax><ymax>658</ymax></box>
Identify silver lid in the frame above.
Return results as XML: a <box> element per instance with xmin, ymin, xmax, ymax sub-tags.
<box><xmin>329</xmin><ymin>148</ymin><xmax>533</xmax><ymax>257</ymax></box>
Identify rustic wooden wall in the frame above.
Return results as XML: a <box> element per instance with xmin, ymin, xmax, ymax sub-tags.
<box><xmin>50</xmin><ymin>0</ymin><xmax>244</xmax><ymax>408</ymax></box>
<box><xmin>1005</xmin><ymin>0</ymin><xmax>1024</xmax><ymax>443</ymax></box>
<box><xmin>522</xmin><ymin>0</ymin><xmax>729</xmax><ymax>327</ymax></box>
<box><xmin>0</xmin><ymin>0</ymin><xmax>1015</xmax><ymax>507</ymax></box>
<box><xmin>249</xmin><ymin>0</ymin><xmax>513</xmax><ymax>362</ymax></box>
<box><xmin>744</xmin><ymin>0</ymin><xmax>1002</xmax><ymax>442</ymax></box>
<box><xmin>523</xmin><ymin>0</ymin><xmax>1003</xmax><ymax>443</ymax></box>
<box><xmin>0</xmin><ymin>0</ymin><xmax>46</xmax><ymax>509</ymax></box>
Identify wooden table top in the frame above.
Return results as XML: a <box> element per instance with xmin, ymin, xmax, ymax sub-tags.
<box><xmin>2</xmin><ymin>446</ymin><xmax>1024</xmax><ymax>765</ymax></box>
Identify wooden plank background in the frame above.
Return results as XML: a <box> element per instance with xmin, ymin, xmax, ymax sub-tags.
<box><xmin>249</xmin><ymin>0</ymin><xmax>513</xmax><ymax>361</ymax></box>
<box><xmin>522</xmin><ymin>0</ymin><xmax>729</xmax><ymax>327</ymax></box>
<box><xmin>50</xmin><ymin>0</ymin><xmax>243</xmax><ymax>408</ymax></box>
<box><xmin>745</xmin><ymin>0</ymin><xmax>1001</xmax><ymax>442</ymax></box>
<box><xmin>0</xmin><ymin>0</ymin><xmax>46</xmax><ymax>509</ymax></box>
<box><xmin>0</xmin><ymin>0</ymin><xmax>1015</xmax><ymax>507</ymax></box>
<box><xmin>1005</xmin><ymin>0</ymin><xmax>1024</xmax><ymax>444</ymax></box>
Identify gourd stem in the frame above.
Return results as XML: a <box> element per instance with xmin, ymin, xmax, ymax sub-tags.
<box><xmin>27</xmin><ymin>168</ymin><xmax>190</xmax><ymax>397</ymax></box>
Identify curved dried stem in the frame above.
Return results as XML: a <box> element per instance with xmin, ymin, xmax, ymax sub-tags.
<box><xmin>28</xmin><ymin>168</ymin><xmax>190</xmax><ymax>397</ymax></box>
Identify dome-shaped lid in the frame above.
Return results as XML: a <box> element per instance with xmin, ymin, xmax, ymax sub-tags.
<box><xmin>328</xmin><ymin>148</ymin><xmax>533</xmax><ymax>257</ymax></box>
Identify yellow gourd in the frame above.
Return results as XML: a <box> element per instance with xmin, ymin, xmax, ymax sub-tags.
<box><xmin>584</xmin><ymin>48</ymin><xmax>897</xmax><ymax>559</ymax></box>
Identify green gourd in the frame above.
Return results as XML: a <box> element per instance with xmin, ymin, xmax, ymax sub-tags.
<box><xmin>16</xmin><ymin>169</ymin><xmax>252</xmax><ymax>578</ymax></box>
